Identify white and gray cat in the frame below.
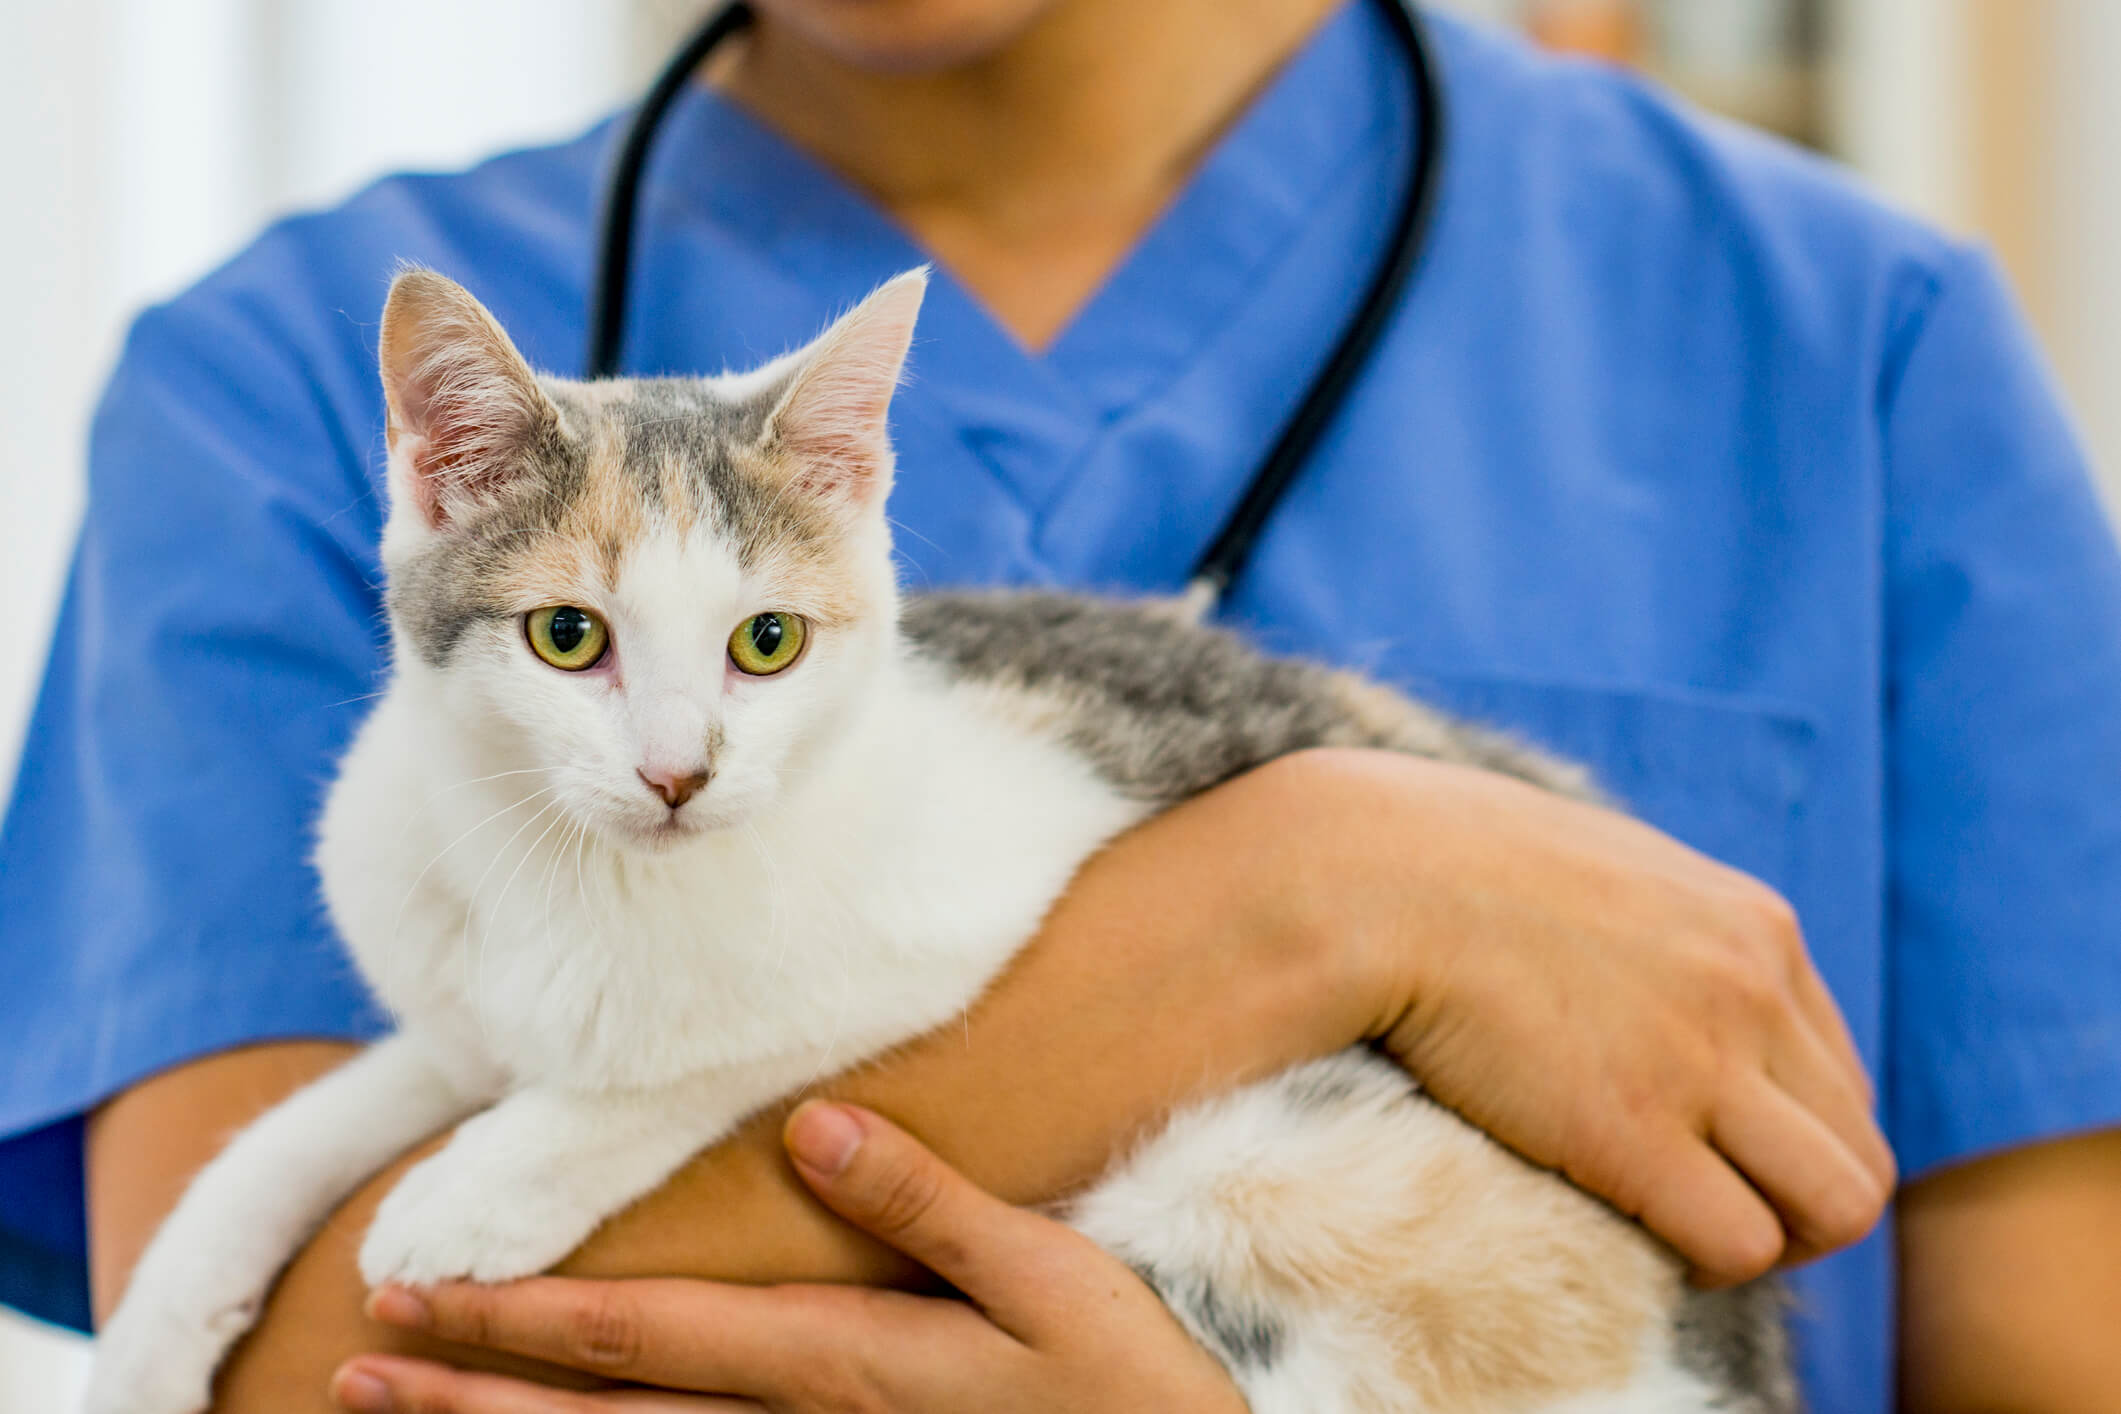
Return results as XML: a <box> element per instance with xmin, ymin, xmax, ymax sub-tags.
<box><xmin>87</xmin><ymin>268</ymin><xmax>1796</xmax><ymax>1414</ymax></box>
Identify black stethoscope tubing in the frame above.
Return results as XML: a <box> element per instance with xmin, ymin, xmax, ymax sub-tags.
<box><xmin>587</xmin><ymin>0</ymin><xmax>1446</xmax><ymax>612</ymax></box>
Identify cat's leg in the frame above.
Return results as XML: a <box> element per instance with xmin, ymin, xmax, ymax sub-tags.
<box><xmin>357</xmin><ymin>1058</ymin><xmax>806</xmax><ymax>1288</ymax></box>
<box><xmin>1066</xmin><ymin>1052</ymin><xmax>1756</xmax><ymax>1414</ymax></box>
<box><xmin>83</xmin><ymin>1031</ymin><xmax>498</xmax><ymax>1414</ymax></box>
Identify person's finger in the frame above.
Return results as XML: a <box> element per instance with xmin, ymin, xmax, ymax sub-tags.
<box><xmin>1711</xmin><ymin>1076</ymin><xmax>1890</xmax><ymax>1263</ymax></box>
<box><xmin>1626</xmin><ymin>1131</ymin><xmax>1787</xmax><ymax>1288</ymax></box>
<box><xmin>330</xmin><ymin>1354</ymin><xmax>761</xmax><ymax>1413</ymax></box>
<box><xmin>782</xmin><ymin>1100</ymin><xmax>1102</xmax><ymax>1328</ymax></box>
<box><xmin>1787</xmin><ymin>950</ymin><xmax>1872</xmax><ymax>1107</ymax></box>
<box><xmin>1762</xmin><ymin>1006</ymin><xmax>1897</xmax><ymax>1201</ymax></box>
<box><xmin>369</xmin><ymin>1277</ymin><xmax>839</xmax><ymax>1394</ymax></box>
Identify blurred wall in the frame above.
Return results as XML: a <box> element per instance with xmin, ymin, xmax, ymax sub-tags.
<box><xmin>1833</xmin><ymin>0</ymin><xmax>2119</xmax><ymax>507</ymax></box>
<box><xmin>2032</xmin><ymin>3</ymin><xmax>2121</xmax><ymax>504</ymax></box>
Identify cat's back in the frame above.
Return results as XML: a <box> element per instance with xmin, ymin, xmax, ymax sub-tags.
<box><xmin>901</xmin><ymin>590</ymin><xmax>1591</xmax><ymax>803</ymax></box>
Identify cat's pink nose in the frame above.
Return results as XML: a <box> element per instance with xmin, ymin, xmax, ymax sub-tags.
<box><xmin>638</xmin><ymin>766</ymin><xmax>709</xmax><ymax>809</ymax></box>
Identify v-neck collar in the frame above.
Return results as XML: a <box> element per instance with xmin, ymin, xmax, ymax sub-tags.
<box><xmin>633</xmin><ymin>0</ymin><xmax>1410</xmax><ymax>522</ymax></box>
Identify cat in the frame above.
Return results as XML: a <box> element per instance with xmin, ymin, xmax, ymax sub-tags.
<box><xmin>85</xmin><ymin>267</ymin><xmax>1796</xmax><ymax>1414</ymax></box>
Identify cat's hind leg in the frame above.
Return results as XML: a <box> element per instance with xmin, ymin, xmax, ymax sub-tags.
<box><xmin>83</xmin><ymin>1032</ymin><xmax>497</xmax><ymax>1414</ymax></box>
<box><xmin>1065</xmin><ymin>1051</ymin><xmax>1741</xmax><ymax>1414</ymax></box>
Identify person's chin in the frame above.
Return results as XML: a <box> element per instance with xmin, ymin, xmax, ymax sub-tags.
<box><xmin>751</xmin><ymin>0</ymin><xmax>1058</xmax><ymax>75</ymax></box>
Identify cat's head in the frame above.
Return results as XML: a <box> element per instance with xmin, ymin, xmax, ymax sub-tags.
<box><xmin>375</xmin><ymin>267</ymin><xmax>926</xmax><ymax>847</ymax></box>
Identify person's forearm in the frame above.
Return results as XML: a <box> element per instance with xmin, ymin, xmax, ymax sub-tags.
<box><xmin>1896</xmin><ymin>1130</ymin><xmax>2121</xmax><ymax>1414</ymax></box>
<box><xmin>209</xmin><ymin>752</ymin><xmax>1383</xmax><ymax>1410</ymax></box>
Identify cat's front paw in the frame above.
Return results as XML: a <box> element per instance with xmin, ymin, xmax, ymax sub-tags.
<box><xmin>82</xmin><ymin>1290</ymin><xmax>260</xmax><ymax>1414</ymax></box>
<box><xmin>359</xmin><ymin>1149</ymin><xmax>603</xmax><ymax>1288</ymax></box>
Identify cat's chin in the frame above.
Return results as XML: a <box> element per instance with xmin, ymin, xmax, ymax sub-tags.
<box><xmin>605</xmin><ymin>805</ymin><xmax>739</xmax><ymax>852</ymax></box>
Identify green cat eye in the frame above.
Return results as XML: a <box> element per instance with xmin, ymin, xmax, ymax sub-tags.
<box><xmin>526</xmin><ymin>605</ymin><xmax>609</xmax><ymax>671</ymax></box>
<box><xmin>728</xmin><ymin>612</ymin><xmax>807</xmax><ymax>676</ymax></box>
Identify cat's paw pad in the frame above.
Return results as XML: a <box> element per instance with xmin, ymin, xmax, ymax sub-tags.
<box><xmin>82</xmin><ymin>1295</ymin><xmax>259</xmax><ymax>1414</ymax></box>
<box><xmin>359</xmin><ymin>1153</ymin><xmax>599</xmax><ymax>1288</ymax></box>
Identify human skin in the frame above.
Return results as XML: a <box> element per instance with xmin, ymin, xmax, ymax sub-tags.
<box><xmin>92</xmin><ymin>750</ymin><xmax>1893</xmax><ymax>1411</ymax></box>
<box><xmin>1894</xmin><ymin>1129</ymin><xmax>2121</xmax><ymax>1413</ymax></box>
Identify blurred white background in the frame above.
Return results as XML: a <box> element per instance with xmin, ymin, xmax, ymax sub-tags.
<box><xmin>0</xmin><ymin>0</ymin><xmax>2115</xmax><ymax>1406</ymax></box>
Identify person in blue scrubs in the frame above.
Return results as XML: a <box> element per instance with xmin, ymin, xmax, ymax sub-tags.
<box><xmin>5</xmin><ymin>0</ymin><xmax>2120</xmax><ymax>1408</ymax></box>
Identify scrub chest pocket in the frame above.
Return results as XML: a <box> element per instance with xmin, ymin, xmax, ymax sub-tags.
<box><xmin>1417</xmin><ymin>674</ymin><xmax>1818</xmax><ymax>903</ymax></box>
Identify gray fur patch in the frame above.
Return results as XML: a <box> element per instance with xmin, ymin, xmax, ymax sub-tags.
<box><xmin>1269</xmin><ymin>1054</ymin><xmax>1382</xmax><ymax>1114</ymax></box>
<box><xmin>1131</xmin><ymin>1261</ymin><xmax>1287</xmax><ymax>1374</ymax></box>
<box><xmin>599</xmin><ymin>379</ymin><xmax>779</xmax><ymax>540</ymax></box>
<box><xmin>900</xmin><ymin>591</ymin><xmax>1588</xmax><ymax>805</ymax></box>
<box><xmin>1674</xmin><ymin>1284</ymin><xmax>1803</xmax><ymax>1413</ymax></box>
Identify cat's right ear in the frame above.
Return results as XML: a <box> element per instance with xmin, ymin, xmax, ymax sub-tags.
<box><xmin>378</xmin><ymin>269</ymin><xmax>556</xmax><ymax>530</ymax></box>
<box><xmin>757</xmin><ymin>269</ymin><xmax>928</xmax><ymax>514</ymax></box>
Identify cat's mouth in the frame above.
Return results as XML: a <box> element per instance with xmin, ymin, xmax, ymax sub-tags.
<box><xmin>626</xmin><ymin>810</ymin><xmax>710</xmax><ymax>849</ymax></box>
<box><xmin>595</xmin><ymin>776</ymin><xmax>761</xmax><ymax>850</ymax></box>
<box><xmin>606</xmin><ymin>799</ymin><xmax>730</xmax><ymax>851</ymax></box>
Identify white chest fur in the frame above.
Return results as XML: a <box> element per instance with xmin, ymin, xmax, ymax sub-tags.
<box><xmin>318</xmin><ymin>661</ymin><xmax>1147</xmax><ymax>1093</ymax></box>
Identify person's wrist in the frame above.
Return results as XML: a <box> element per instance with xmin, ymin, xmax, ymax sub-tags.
<box><xmin>1232</xmin><ymin>748</ymin><xmax>1438</xmax><ymax>1050</ymax></box>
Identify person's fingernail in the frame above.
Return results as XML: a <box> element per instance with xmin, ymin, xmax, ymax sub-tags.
<box><xmin>364</xmin><ymin>1284</ymin><xmax>431</xmax><ymax>1329</ymax></box>
<box><xmin>786</xmin><ymin>1100</ymin><xmax>864</xmax><ymax>1177</ymax></box>
<box><xmin>332</xmin><ymin>1364</ymin><xmax>394</xmax><ymax>1413</ymax></box>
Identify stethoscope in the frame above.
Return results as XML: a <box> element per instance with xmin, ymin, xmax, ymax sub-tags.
<box><xmin>588</xmin><ymin>0</ymin><xmax>1446</xmax><ymax>615</ymax></box>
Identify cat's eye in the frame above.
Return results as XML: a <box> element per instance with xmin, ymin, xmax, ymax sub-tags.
<box><xmin>525</xmin><ymin>606</ymin><xmax>609</xmax><ymax>671</ymax></box>
<box><xmin>728</xmin><ymin>612</ymin><xmax>807</xmax><ymax>676</ymax></box>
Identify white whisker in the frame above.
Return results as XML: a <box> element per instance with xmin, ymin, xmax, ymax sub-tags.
<box><xmin>573</xmin><ymin>820</ymin><xmax>608</xmax><ymax>956</ymax></box>
<box><xmin>392</xmin><ymin>785</ymin><xmax>559</xmax><ymax>942</ymax></box>
<box><xmin>418</xmin><ymin>766</ymin><xmax>554</xmax><ymax>811</ymax></box>
<box><xmin>461</xmin><ymin>796</ymin><xmax>566</xmax><ymax>1036</ymax></box>
<box><xmin>538</xmin><ymin>816</ymin><xmax>583</xmax><ymax>956</ymax></box>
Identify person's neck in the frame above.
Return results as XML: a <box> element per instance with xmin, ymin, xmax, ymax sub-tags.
<box><xmin>714</xmin><ymin>0</ymin><xmax>1344</xmax><ymax>350</ymax></box>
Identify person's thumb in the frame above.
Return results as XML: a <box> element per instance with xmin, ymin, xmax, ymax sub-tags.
<box><xmin>783</xmin><ymin>1100</ymin><xmax>1088</xmax><ymax>1319</ymax></box>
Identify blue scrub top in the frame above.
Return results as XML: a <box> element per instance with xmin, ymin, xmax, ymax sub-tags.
<box><xmin>5</xmin><ymin>7</ymin><xmax>2119</xmax><ymax>1409</ymax></box>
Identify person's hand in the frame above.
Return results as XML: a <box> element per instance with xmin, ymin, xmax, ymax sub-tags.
<box><xmin>327</xmin><ymin>1101</ymin><xmax>1249</xmax><ymax>1414</ymax></box>
<box><xmin>1288</xmin><ymin>747</ymin><xmax>1895</xmax><ymax>1284</ymax></box>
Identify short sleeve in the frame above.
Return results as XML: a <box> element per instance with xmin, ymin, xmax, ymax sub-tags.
<box><xmin>1883</xmin><ymin>245</ymin><xmax>2121</xmax><ymax>1178</ymax></box>
<box><xmin>0</xmin><ymin>283</ymin><xmax>395</xmax><ymax>1329</ymax></box>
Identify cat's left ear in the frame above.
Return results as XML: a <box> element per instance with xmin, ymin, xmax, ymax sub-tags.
<box><xmin>758</xmin><ymin>268</ymin><xmax>928</xmax><ymax>510</ymax></box>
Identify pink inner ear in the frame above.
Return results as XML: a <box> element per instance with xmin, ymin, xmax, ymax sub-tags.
<box><xmin>391</xmin><ymin>372</ymin><xmax>537</xmax><ymax>527</ymax></box>
<box><xmin>400</xmin><ymin>377</ymin><xmax>516</xmax><ymax>505</ymax></box>
<box><xmin>768</xmin><ymin>271</ymin><xmax>926</xmax><ymax>505</ymax></box>
<box><xmin>393</xmin><ymin>430</ymin><xmax>448</xmax><ymax>526</ymax></box>
<box><xmin>381</xmin><ymin>274</ymin><xmax>550</xmax><ymax>528</ymax></box>
<box><xmin>777</xmin><ymin>371</ymin><xmax>895</xmax><ymax>500</ymax></box>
